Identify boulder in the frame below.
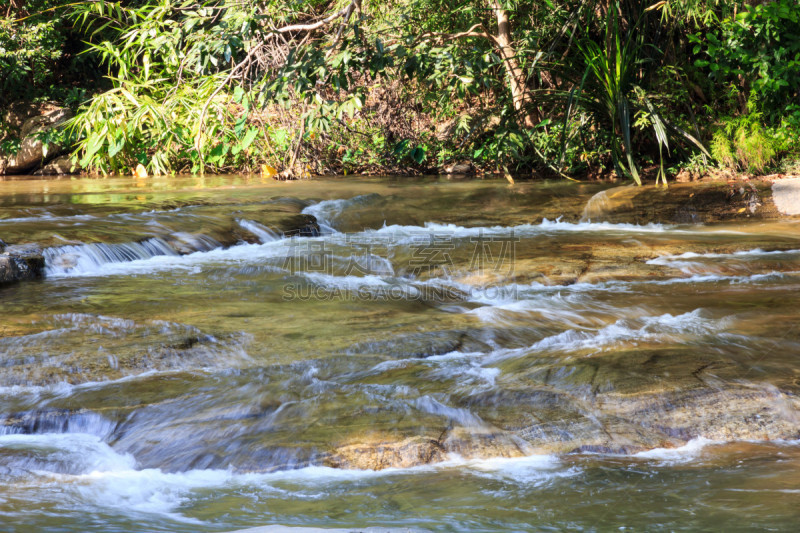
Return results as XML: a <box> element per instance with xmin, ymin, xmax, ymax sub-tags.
<box><xmin>324</xmin><ymin>426</ymin><xmax>529</xmax><ymax>471</ymax></box>
<box><xmin>19</xmin><ymin>107</ymin><xmax>72</xmax><ymax>138</ymax></box>
<box><xmin>441</xmin><ymin>161</ymin><xmax>475</xmax><ymax>175</ymax></box>
<box><xmin>0</xmin><ymin>244</ymin><xmax>45</xmax><ymax>285</ymax></box>
<box><xmin>435</xmin><ymin>114</ymin><xmax>500</xmax><ymax>142</ymax></box>
<box><xmin>2</xmin><ymin>102</ymin><xmax>43</xmax><ymax>133</ymax></box>
<box><xmin>2</xmin><ymin>108</ymin><xmax>73</xmax><ymax>174</ymax></box>
<box><xmin>33</xmin><ymin>154</ymin><xmax>78</xmax><ymax>175</ymax></box>
<box><xmin>581</xmin><ymin>180</ymin><xmax>788</xmax><ymax>224</ymax></box>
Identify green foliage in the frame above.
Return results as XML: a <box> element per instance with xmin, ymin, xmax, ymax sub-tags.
<box><xmin>692</xmin><ymin>0</ymin><xmax>800</xmax><ymax>121</ymax></box>
<box><xmin>710</xmin><ymin>107</ymin><xmax>780</xmax><ymax>174</ymax></box>
<box><xmin>710</xmin><ymin>129</ymin><xmax>735</xmax><ymax>169</ymax></box>
<box><xmin>557</xmin><ymin>1</ymin><xmax>710</xmax><ymax>184</ymax></box>
<box><xmin>0</xmin><ymin>16</ymin><xmax>63</xmax><ymax>103</ymax></box>
<box><xmin>63</xmin><ymin>0</ymin><xmax>271</xmax><ymax>174</ymax></box>
<box><xmin>0</xmin><ymin>2</ymin><xmax>65</xmax><ymax>105</ymax></box>
<box><xmin>4</xmin><ymin>0</ymin><xmax>794</xmax><ymax>179</ymax></box>
<box><xmin>0</xmin><ymin>1</ymin><xmax>107</xmax><ymax>107</ymax></box>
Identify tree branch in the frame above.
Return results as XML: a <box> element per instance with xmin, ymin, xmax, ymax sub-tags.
<box><xmin>273</xmin><ymin>0</ymin><xmax>359</xmax><ymax>34</ymax></box>
<box><xmin>416</xmin><ymin>24</ymin><xmax>491</xmax><ymax>43</ymax></box>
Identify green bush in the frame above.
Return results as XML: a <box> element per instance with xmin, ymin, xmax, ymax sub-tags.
<box><xmin>710</xmin><ymin>109</ymin><xmax>779</xmax><ymax>174</ymax></box>
<box><xmin>692</xmin><ymin>0</ymin><xmax>800</xmax><ymax>122</ymax></box>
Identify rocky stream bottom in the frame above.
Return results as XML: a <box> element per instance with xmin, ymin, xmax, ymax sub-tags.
<box><xmin>1</xmin><ymin>175</ymin><xmax>799</xmax><ymax>531</ymax></box>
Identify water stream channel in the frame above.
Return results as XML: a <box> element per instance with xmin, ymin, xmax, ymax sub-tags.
<box><xmin>1</xmin><ymin>175</ymin><xmax>799</xmax><ymax>531</ymax></box>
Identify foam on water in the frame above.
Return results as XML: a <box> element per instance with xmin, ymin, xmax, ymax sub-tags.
<box><xmin>295</xmin><ymin>272</ymin><xmax>469</xmax><ymax>302</ymax></box>
<box><xmin>428</xmin><ymin>362</ymin><xmax>500</xmax><ymax>388</ymax></box>
<box><xmin>0</xmin><ymin>429</ymin><xmax>570</xmax><ymax>522</ymax></box>
<box><xmin>0</xmin><ymin>213</ymin><xmax>97</xmax><ymax>225</ymax></box>
<box><xmin>468</xmin><ymin>292</ymin><xmax>600</xmax><ymax>328</ymax></box>
<box><xmin>364</xmin><ymin>219</ymin><xmax>677</xmax><ymax>243</ymax></box>
<box><xmin>482</xmin><ymin>309</ymin><xmax>725</xmax><ymax>361</ymax></box>
<box><xmin>648</xmin><ymin>248</ymin><xmax>800</xmax><ymax>274</ymax></box>
<box><xmin>0</xmin><ymin>409</ymin><xmax>117</xmax><ymax>438</ymax></box>
<box><xmin>0</xmin><ymin>433</ymin><xmax>136</xmax><ymax>473</ymax></box>
<box><xmin>650</xmin><ymin>248</ymin><xmax>800</xmax><ymax>262</ymax></box>
<box><xmin>461</xmin><ymin>453</ymin><xmax>578</xmax><ymax>486</ymax></box>
<box><xmin>361</xmin><ymin>218</ymin><xmax>752</xmax><ymax>243</ymax></box>
<box><xmin>0</xmin><ymin>368</ymin><xmax>200</xmax><ymax>399</ymax></box>
<box><xmin>414</xmin><ymin>396</ymin><xmax>485</xmax><ymax>426</ymax></box>
<box><xmin>33</xmin><ymin>211</ymin><xmax>772</xmax><ymax>282</ymax></box>
<box><xmin>633</xmin><ymin>437</ymin><xmax>718</xmax><ymax>464</ymax></box>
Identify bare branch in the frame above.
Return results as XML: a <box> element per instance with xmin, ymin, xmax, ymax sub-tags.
<box><xmin>407</xmin><ymin>24</ymin><xmax>491</xmax><ymax>45</ymax></box>
<box><xmin>327</xmin><ymin>0</ymin><xmax>360</xmax><ymax>56</ymax></box>
<box><xmin>273</xmin><ymin>0</ymin><xmax>359</xmax><ymax>34</ymax></box>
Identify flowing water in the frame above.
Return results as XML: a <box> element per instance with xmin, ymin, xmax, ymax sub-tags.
<box><xmin>1</xmin><ymin>175</ymin><xmax>799</xmax><ymax>531</ymax></box>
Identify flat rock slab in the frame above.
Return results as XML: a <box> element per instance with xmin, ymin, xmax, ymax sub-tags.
<box><xmin>581</xmin><ymin>180</ymin><xmax>788</xmax><ymax>223</ymax></box>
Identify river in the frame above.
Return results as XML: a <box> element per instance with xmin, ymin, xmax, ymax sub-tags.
<box><xmin>1</xmin><ymin>175</ymin><xmax>799</xmax><ymax>531</ymax></box>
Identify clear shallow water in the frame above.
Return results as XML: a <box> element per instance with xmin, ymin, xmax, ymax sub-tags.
<box><xmin>1</xmin><ymin>175</ymin><xmax>799</xmax><ymax>531</ymax></box>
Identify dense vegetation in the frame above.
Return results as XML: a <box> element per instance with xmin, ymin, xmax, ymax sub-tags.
<box><xmin>1</xmin><ymin>0</ymin><xmax>798</xmax><ymax>180</ymax></box>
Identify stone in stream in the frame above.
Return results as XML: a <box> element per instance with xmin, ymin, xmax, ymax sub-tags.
<box><xmin>440</xmin><ymin>161</ymin><xmax>476</xmax><ymax>175</ymax></box>
<box><xmin>225</xmin><ymin>198</ymin><xmax>321</xmax><ymax>239</ymax></box>
<box><xmin>581</xmin><ymin>179</ymin><xmax>794</xmax><ymax>224</ymax></box>
<box><xmin>0</xmin><ymin>244</ymin><xmax>45</xmax><ymax>285</ymax></box>
<box><xmin>477</xmin><ymin>346</ymin><xmax>800</xmax><ymax>456</ymax></box>
<box><xmin>325</xmin><ymin>435</ymin><xmax>447</xmax><ymax>470</ymax></box>
<box><xmin>318</xmin><ymin>343</ymin><xmax>800</xmax><ymax>470</ymax></box>
<box><xmin>324</xmin><ymin>426</ymin><xmax>528</xmax><ymax>470</ymax></box>
<box><xmin>227</xmin><ymin>527</ymin><xmax>428</xmax><ymax>533</ymax></box>
<box><xmin>0</xmin><ymin>313</ymin><xmax>253</xmax><ymax>387</ymax></box>
<box><xmin>346</xmin><ymin>329</ymin><xmax>492</xmax><ymax>358</ymax></box>
<box><xmin>321</xmin><ymin>389</ymin><xmax>800</xmax><ymax>470</ymax></box>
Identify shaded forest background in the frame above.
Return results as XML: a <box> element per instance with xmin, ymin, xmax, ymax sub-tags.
<box><xmin>1</xmin><ymin>0</ymin><xmax>798</xmax><ymax>181</ymax></box>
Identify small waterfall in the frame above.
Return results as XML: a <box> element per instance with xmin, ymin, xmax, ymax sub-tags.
<box><xmin>43</xmin><ymin>238</ymin><xmax>180</xmax><ymax>276</ymax></box>
<box><xmin>581</xmin><ymin>186</ymin><xmax>637</xmax><ymax>221</ymax></box>
<box><xmin>301</xmin><ymin>193</ymin><xmax>383</xmax><ymax>234</ymax></box>
<box><xmin>41</xmin><ymin>233</ymin><xmax>230</xmax><ymax>277</ymax></box>
<box><xmin>237</xmin><ymin>219</ymin><xmax>281</xmax><ymax>243</ymax></box>
<box><xmin>167</xmin><ymin>232</ymin><xmax>222</xmax><ymax>254</ymax></box>
<box><xmin>581</xmin><ymin>190</ymin><xmax>611</xmax><ymax>221</ymax></box>
<box><xmin>0</xmin><ymin>410</ymin><xmax>116</xmax><ymax>438</ymax></box>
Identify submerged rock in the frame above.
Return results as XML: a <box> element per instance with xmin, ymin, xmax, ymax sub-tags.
<box><xmin>0</xmin><ymin>313</ymin><xmax>252</xmax><ymax>386</ymax></box>
<box><xmin>319</xmin><ymin>384</ymin><xmax>800</xmax><ymax>470</ymax></box>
